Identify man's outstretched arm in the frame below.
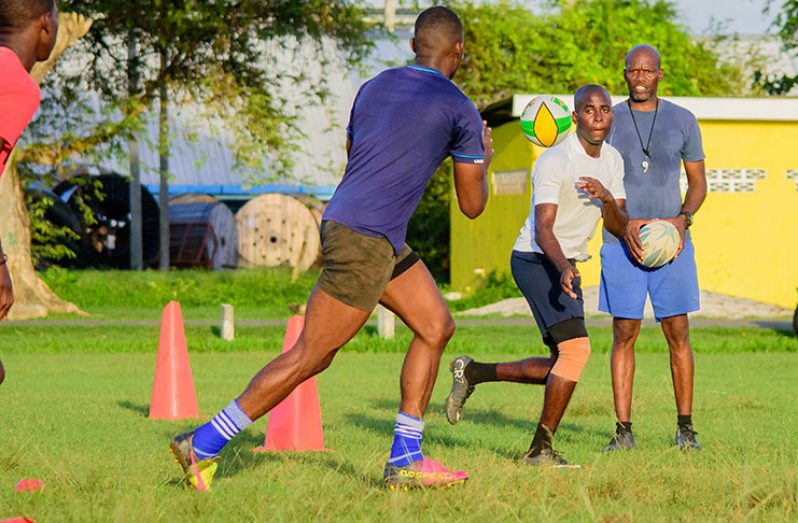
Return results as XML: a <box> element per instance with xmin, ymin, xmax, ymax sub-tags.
<box><xmin>453</xmin><ymin>121</ymin><xmax>492</xmax><ymax>219</ymax></box>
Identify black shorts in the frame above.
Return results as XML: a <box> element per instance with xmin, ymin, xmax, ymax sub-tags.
<box><xmin>510</xmin><ymin>250</ymin><xmax>585</xmax><ymax>336</ymax></box>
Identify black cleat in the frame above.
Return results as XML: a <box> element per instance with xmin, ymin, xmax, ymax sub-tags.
<box><xmin>445</xmin><ymin>355</ymin><xmax>475</xmax><ymax>425</ymax></box>
<box><xmin>603</xmin><ymin>422</ymin><xmax>636</xmax><ymax>452</ymax></box>
<box><xmin>521</xmin><ymin>448</ymin><xmax>581</xmax><ymax>469</ymax></box>
<box><xmin>674</xmin><ymin>424</ymin><xmax>702</xmax><ymax>451</ymax></box>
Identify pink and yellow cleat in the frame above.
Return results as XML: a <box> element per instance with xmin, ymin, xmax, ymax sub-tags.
<box><xmin>169</xmin><ymin>430</ymin><xmax>219</xmax><ymax>491</ymax></box>
<box><xmin>383</xmin><ymin>457</ymin><xmax>469</xmax><ymax>490</ymax></box>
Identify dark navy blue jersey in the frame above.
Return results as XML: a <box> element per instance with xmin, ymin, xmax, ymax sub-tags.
<box><xmin>323</xmin><ymin>65</ymin><xmax>485</xmax><ymax>254</ymax></box>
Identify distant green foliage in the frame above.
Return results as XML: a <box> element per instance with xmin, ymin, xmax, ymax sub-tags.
<box><xmin>454</xmin><ymin>0</ymin><xmax>748</xmax><ymax>108</ymax></box>
<box><xmin>756</xmin><ymin>1</ymin><xmax>798</xmax><ymax>94</ymax></box>
<box><xmin>24</xmin><ymin>193</ymin><xmax>79</xmax><ymax>267</ymax></box>
<box><xmin>446</xmin><ymin>271</ymin><xmax>523</xmax><ymax>312</ymax></box>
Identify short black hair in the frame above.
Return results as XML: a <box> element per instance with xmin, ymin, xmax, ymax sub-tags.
<box><xmin>574</xmin><ymin>84</ymin><xmax>611</xmax><ymax>112</ymax></box>
<box><xmin>414</xmin><ymin>6</ymin><xmax>463</xmax><ymax>53</ymax></box>
<box><xmin>0</xmin><ymin>0</ymin><xmax>54</xmax><ymax>32</ymax></box>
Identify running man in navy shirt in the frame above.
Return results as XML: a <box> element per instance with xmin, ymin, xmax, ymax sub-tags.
<box><xmin>169</xmin><ymin>6</ymin><xmax>492</xmax><ymax>491</ymax></box>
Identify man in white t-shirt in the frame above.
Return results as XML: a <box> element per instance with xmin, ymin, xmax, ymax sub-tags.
<box><xmin>445</xmin><ymin>85</ymin><xmax>628</xmax><ymax>467</ymax></box>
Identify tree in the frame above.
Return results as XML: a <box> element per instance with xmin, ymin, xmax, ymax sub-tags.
<box><xmin>0</xmin><ymin>13</ymin><xmax>93</xmax><ymax>320</ymax></box>
<box><xmin>54</xmin><ymin>0</ymin><xmax>373</xmax><ymax>270</ymax></box>
<box><xmin>454</xmin><ymin>0</ymin><xmax>748</xmax><ymax>109</ymax></box>
<box><xmin>6</xmin><ymin>2</ymin><xmax>373</xmax><ymax>316</ymax></box>
<box><xmin>755</xmin><ymin>0</ymin><xmax>798</xmax><ymax>94</ymax></box>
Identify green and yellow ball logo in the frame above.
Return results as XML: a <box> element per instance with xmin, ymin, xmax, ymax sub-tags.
<box><xmin>520</xmin><ymin>95</ymin><xmax>572</xmax><ymax>148</ymax></box>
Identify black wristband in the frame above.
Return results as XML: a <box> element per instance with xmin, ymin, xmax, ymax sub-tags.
<box><xmin>679</xmin><ymin>210</ymin><xmax>693</xmax><ymax>228</ymax></box>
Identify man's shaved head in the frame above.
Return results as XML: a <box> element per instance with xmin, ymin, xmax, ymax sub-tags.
<box><xmin>625</xmin><ymin>44</ymin><xmax>661</xmax><ymax>70</ymax></box>
<box><xmin>0</xmin><ymin>0</ymin><xmax>54</xmax><ymax>32</ymax></box>
<box><xmin>413</xmin><ymin>6</ymin><xmax>463</xmax><ymax>57</ymax></box>
<box><xmin>574</xmin><ymin>84</ymin><xmax>611</xmax><ymax>113</ymax></box>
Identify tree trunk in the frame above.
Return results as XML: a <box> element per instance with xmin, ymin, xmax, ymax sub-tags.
<box><xmin>158</xmin><ymin>49</ymin><xmax>170</xmax><ymax>271</ymax></box>
<box><xmin>0</xmin><ymin>13</ymin><xmax>93</xmax><ymax>320</ymax></box>
<box><xmin>128</xmin><ymin>30</ymin><xmax>143</xmax><ymax>270</ymax></box>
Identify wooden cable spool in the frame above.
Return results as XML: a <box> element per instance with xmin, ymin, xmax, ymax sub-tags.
<box><xmin>169</xmin><ymin>202</ymin><xmax>238</xmax><ymax>269</ymax></box>
<box><xmin>236</xmin><ymin>193</ymin><xmax>321</xmax><ymax>271</ymax></box>
<box><xmin>170</xmin><ymin>192</ymin><xmax>218</xmax><ymax>205</ymax></box>
<box><xmin>294</xmin><ymin>194</ymin><xmax>327</xmax><ymax>227</ymax></box>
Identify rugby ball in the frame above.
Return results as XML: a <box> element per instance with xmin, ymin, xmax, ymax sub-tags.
<box><xmin>520</xmin><ymin>95</ymin><xmax>572</xmax><ymax>147</ymax></box>
<box><xmin>639</xmin><ymin>221</ymin><xmax>679</xmax><ymax>268</ymax></box>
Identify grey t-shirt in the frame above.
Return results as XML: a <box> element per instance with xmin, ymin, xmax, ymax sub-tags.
<box><xmin>603</xmin><ymin>98</ymin><xmax>704</xmax><ymax>244</ymax></box>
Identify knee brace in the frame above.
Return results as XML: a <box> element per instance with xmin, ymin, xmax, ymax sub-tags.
<box><xmin>550</xmin><ymin>337</ymin><xmax>591</xmax><ymax>382</ymax></box>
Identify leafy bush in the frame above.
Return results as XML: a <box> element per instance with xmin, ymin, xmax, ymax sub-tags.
<box><xmin>446</xmin><ymin>271</ymin><xmax>522</xmax><ymax>312</ymax></box>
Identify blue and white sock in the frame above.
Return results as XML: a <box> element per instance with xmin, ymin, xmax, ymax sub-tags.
<box><xmin>388</xmin><ymin>411</ymin><xmax>424</xmax><ymax>467</ymax></box>
<box><xmin>192</xmin><ymin>400</ymin><xmax>253</xmax><ymax>459</ymax></box>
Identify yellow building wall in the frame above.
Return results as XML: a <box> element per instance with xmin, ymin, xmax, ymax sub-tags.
<box><xmin>450</xmin><ymin>121</ymin><xmax>534</xmax><ymax>293</ymax></box>
<box><xmin>452</xmin><ymin>119</ymin><xmax>798</xmax><ymax>308</ymax></box>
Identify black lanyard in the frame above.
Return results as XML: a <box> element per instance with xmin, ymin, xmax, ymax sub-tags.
<box><xmin>627</xmin><ymin>98</ymin><xmax>659</xmax><ymax>160</ymax></box>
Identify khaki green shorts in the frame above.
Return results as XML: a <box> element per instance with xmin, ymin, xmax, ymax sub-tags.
<box><xmin>317</xmin><ymin>221</ymin><xmax>419</xmax><ymax>311</ymax></box>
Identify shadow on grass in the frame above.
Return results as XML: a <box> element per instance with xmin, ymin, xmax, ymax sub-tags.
<box><xmin>365</xmin><ymin>398</ymin><xmax>607</xmax><ymax>454</ymax></box>
<box><xmin>117</xmin><ymin>400</ymin><xmax>149</xmax><ymax>417</ymax></box>
<box><xmin>753</xmin><ymin>320</ymin><xmax>796</xmax><ymax>339</ymax></box>
<box><xmin>343</xmin><ymin>410</ymin><xmax>519</xmax><ymax>460</ymax></box>
<box><xmin>207</xmin><ymin>431</ymin><xmax>380</xmax><ymax>487</ymax></box>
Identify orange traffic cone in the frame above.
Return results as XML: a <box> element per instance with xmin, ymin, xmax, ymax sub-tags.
<box><xmin>254</xmin><ymin>315</ymin><xmax>327</xmax><ymax>452</ymax></box>
<box><xmin>149</xmin><ymin>301</ymin><xmax>200</xmax><ymax>420</ymax></box>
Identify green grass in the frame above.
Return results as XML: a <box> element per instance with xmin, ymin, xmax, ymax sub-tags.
<box><xmin>40</xmin><ymin>267</ymin><xmax>320</xmax><ymax>319</ymax></box>
<box><xmin>1</xmin><ymin>323</ymin><xmax>795</xmax><ymax>354</ymax></box>
<box><xmin>0</xmin><ymin>324</ymin><xmax>796</xmax><ymax>521</ymax></box>
<box><xmin>38</xmin><ymin>268</ymin><xmax>527</xmax><ymax>320</ymax></box>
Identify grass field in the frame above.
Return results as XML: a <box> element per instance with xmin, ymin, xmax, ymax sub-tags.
<box><xmin>36</xmin><ymin>268</ymin><xmax>530</xmax><ymax>321</ymax></box>
<box><xmin>1</xmin><ymin>322</ymin><xmax>796</xmax><ymax>522</ymax></box>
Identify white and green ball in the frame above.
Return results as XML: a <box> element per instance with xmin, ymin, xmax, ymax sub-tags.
<box><xmin>639</xmin><ymin>221</ymin><xmax>680</xmax><ymax>268</ymax></box>
<box><xmin>520</xmin><ymin>95</ymin><xmax>572</xmax><ymax>147</ymax></box>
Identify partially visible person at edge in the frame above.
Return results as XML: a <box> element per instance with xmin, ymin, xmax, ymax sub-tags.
<box><xmin>444</xmin><ymin>85</ymin><xmax>628</xmax><ymax>468</ymax></box>
<box><xmin>0</xmin><ymin>0</ymin><xmax>60</xmax><ymax>385</ymax></box>
<box><xmin>600</xmin><ymin>44</ymin><xmax>707</xmax><ymax>451</ymax></box>
<box><xmin>168</xmin><ymin>6</ymin><xmax>492</xmax><ymax>491</ymax></box>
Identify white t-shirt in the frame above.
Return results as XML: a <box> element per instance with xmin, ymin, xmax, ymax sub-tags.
<box><xmin>513</xmin><ymin>132</ymin><xmax>626</xmax><ymax>261</ymax></box>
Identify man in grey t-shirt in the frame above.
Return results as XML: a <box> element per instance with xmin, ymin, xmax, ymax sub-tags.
<box><xmin>600</xmin><ymin>44</ymin><xmax>708</xmax><ymax>451</ymax></box>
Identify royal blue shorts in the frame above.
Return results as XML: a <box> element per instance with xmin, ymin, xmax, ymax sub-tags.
<box><xmin>598</xmin><ymin>240</ymin><xmax>700</xmax><ymax>321</ymax></box>
<box><xmin>511</xmin><ymin>250</ymin><xmax>584</xmax><ymax>334</ymax></box>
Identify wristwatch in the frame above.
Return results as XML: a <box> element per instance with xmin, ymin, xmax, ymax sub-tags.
<box><xmin>679</xmin><ymin>210</ymin><xmax>693</xmax><ymax>228</ymax></box>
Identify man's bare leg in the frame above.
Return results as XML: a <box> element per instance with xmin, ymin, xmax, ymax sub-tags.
<box><xmin>378</xmin><ymin>261</ymin><xmax>470</xmax><ymax>486</ymax></box>
<box><xmin>378</xmin><ymin>261</ymin><xmax>454</xmax><ymax>418</ymax></box>
<box><xmin>610</xmin><ymin>318</ymin><xmax>642</xmax><ymax>422</ymax></box>
<box><xmin>539</xmin><ymin>374</ymin><xmax>577</xmax><ymax>432</ymax></box>
<box><xmin>601</xmin><ymin>318</ymin><xmax>643</xmax><ymax>452</ymax></box>
<box><xmin>660</xmin><ymin>314</ymin><xmax>693</xmax><ymax>416</ymax></box>
<box><xmin>660</xmin><ymin>314</ymin><xmax>701</xmax><ymax>449</ymax></box>
<box><xmin>237</xmin><ymin>286</ymin><xmax>371</xmax><ymax>419</ymax></box>
<box><xmin>444</xmin><ymin>348</ymin><xmax>556</xmax><ymax>426</ymax></box>
<box><xmin>496</xmin><ymin>356</ymin><xmax>556</xmax><ymax>384</ymax></box>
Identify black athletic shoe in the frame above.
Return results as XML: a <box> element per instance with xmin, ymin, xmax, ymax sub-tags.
<box><xmin>674</xmin><ymin>424</ymin><xmax>702</xmax><ymax>451</ymax></box>
<box><xmin>603</xmin><ymin>423</ymin><xmax>636</xmax><ymax>452</ymax></box>
<box><xmin>445</xmin><ymin>355</ymin><xmax>475</xmax><ymax>425</ymax></box>
<box><xmin>521</xmin><ymin>448</ymin><xmax>581</xmax><ymax>469</ymax></box>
